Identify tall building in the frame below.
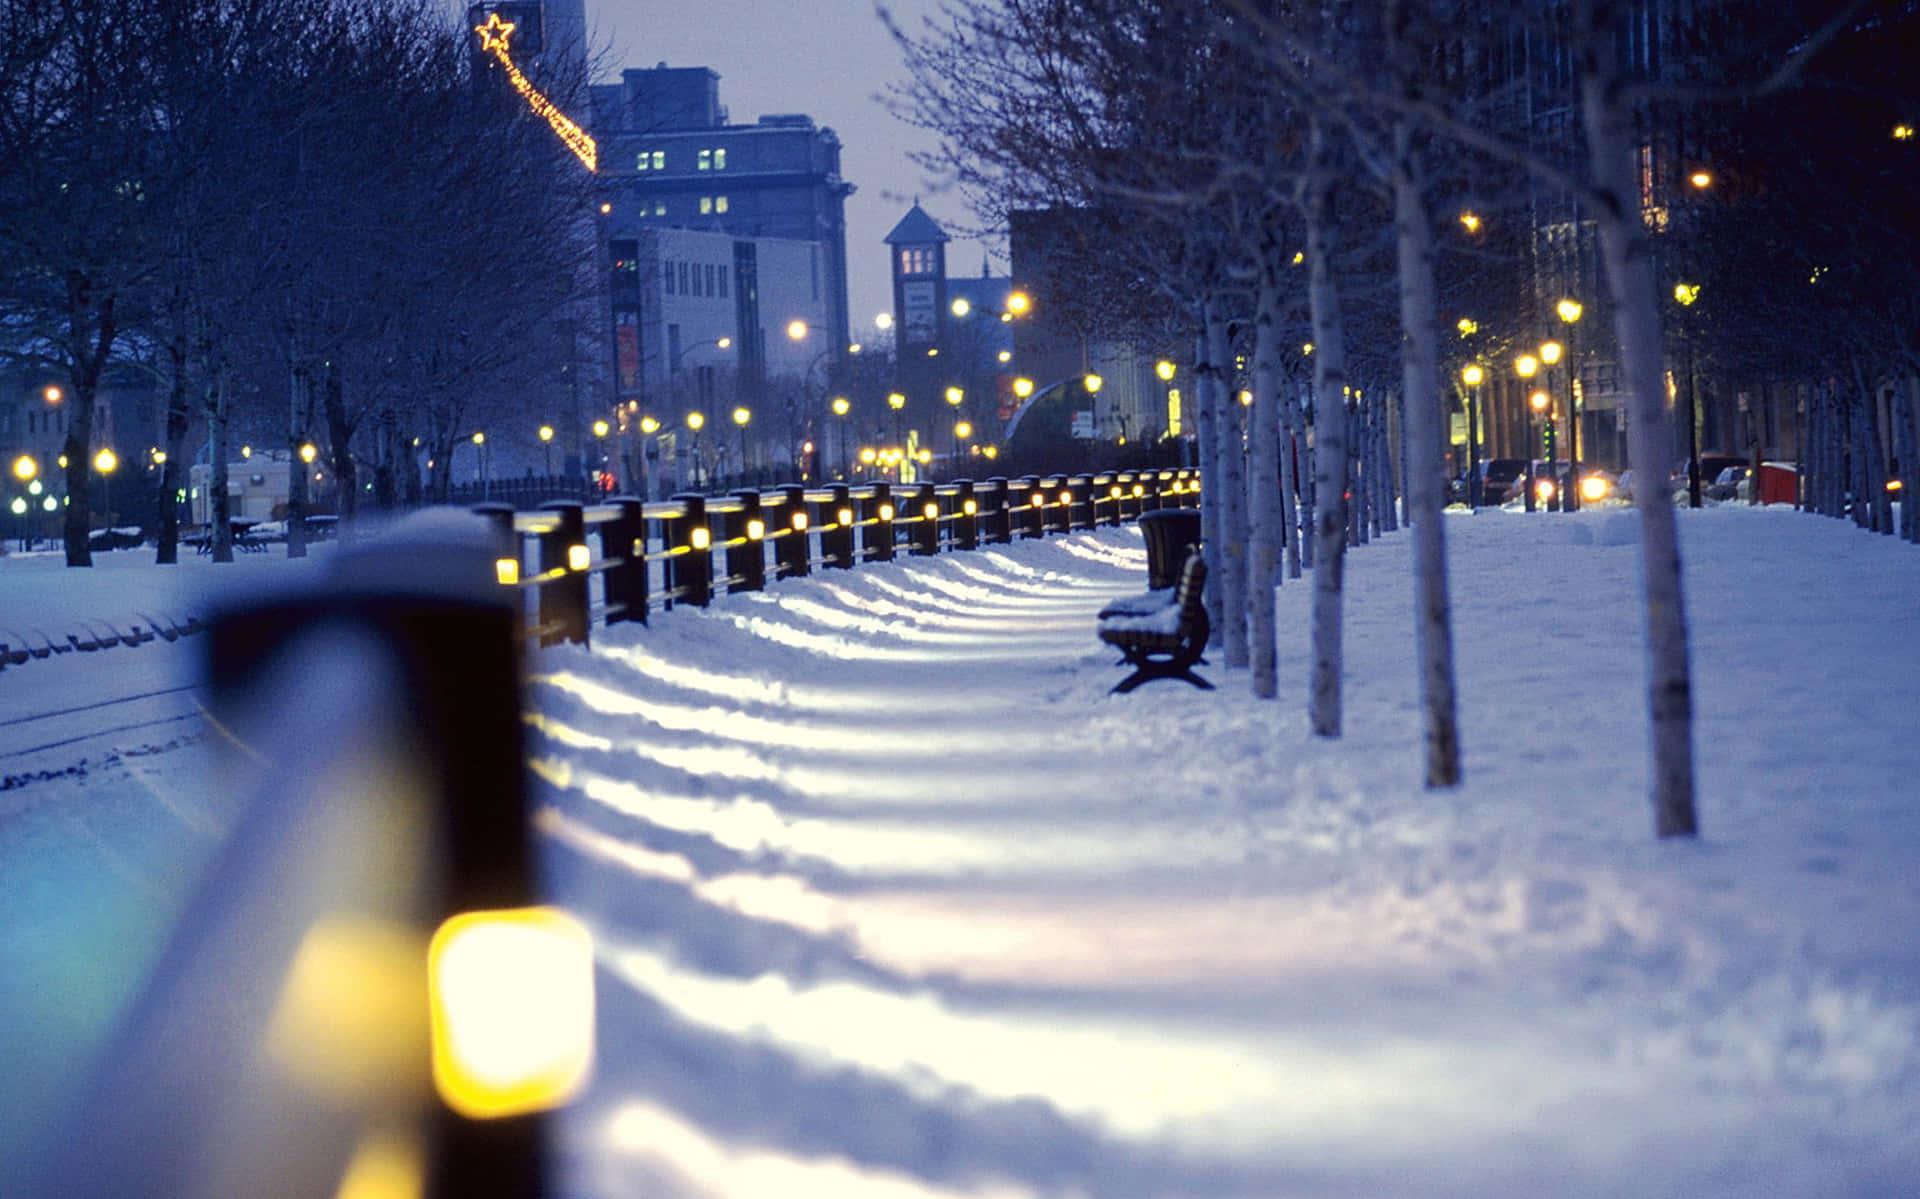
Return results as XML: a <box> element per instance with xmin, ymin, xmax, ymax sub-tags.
<box><xmin>882</xmin><ymin>203</ymin><xmax>1026</xmax><ymax>471</ymax></box>
<box><xmin>592</xmin><ymin>64</ymin><xmax>855</xmax><ymax>409</ymax></box>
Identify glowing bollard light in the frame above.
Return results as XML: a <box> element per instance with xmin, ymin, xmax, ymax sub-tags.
<box><xmin>428</xmin><ymin>907</ymin><xmax>595</xmax><ymax>1120</ymax></box>
<box><xmin>494</xmin><ymin>558</ymin><xmax>520</xmax><ymax>586</ymax></box>
<box><xmin>567</xmin><ymin>543</ymin><xmax>591</xmax><ymax>572</ymax></box>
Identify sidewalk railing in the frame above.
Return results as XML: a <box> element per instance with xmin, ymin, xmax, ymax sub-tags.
<box><xmin>476</xmin><ymin>469</ymin><xmax>1202</xmax><ymax>648</ymax></box>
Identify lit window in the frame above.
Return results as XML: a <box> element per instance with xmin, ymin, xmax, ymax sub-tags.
<box><xmin>714</xmin><ymin>148</ymin><xmax>727</xmax><ymax>170</ymax></box>
<box><xmin>715</xmin><ymin>196</ymin><xmax>729</xmax><ymax>214</ymax></box>
<box><xmin>699</xmin><ymin>196</ymin><xmax>713</xmax><ymax>215</ymax></box>
<box><xmin>698</xmin><ymin>149</ymin><xmax>712</xmax><ymax>171</ymax></box>
<box><xmin>653</xmin><ymin>201</ymin><xmax>665</xmax><ymax>216</ymax></box>
<box><xmin>636</xmin><ymin>152</ymin><xmax>649</xmax><ymax>172</ymax></box>
<box><xmin>651</xmin><ymin>151</ymin><xmax>664</xmax><ymax>170</ymax></box>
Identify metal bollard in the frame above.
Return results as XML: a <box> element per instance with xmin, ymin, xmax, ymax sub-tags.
<box><xmin>955</xmin><ymin>480</ymin><xmax>978</xmax><ymax>550</ymax></box>
<box><xmin>602</xmin><ymin>497</ymin><xmax>648</xmax><ymax>626</ymax></box>
<box><xmin>911</xmin><ymin>484</ymin><xmax>940</xmax><ymax>556</ymax></box>
<box><xmin>825</xmin><ymin>483</ymin><xmax>854</xmax><ymax>569</ymax></box>
<box><xmin>669</xmin><ymin>494</ymin><xmax>711</xmax><ymax>608</ymax></box>
<box><xmin>728</xmin><ymin>490</ymin><xmax>766</xmax><ymax>593</ymax></box>
<box><xmin>776</xmin><ymin>484</ymin><xmax>811</xmax><ymax>579</ymax></box>
<box><xmin>537</xmin><ymin>501</ymin><xmax>589</xmax><ymax>646</ymax></box>
<box><xmin>983</xmin><ymin>477</ymin><xmax>1010</xmax><ymax>544</ymax></box>
<box><xmin>864</xmin><ymin>482</ymin><xmax>895</xmax><ymax>563</ymax></box>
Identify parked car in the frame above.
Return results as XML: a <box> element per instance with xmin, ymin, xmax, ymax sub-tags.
<box><xmin>1451</xmin><ymin>458</ymin><xmax>1529</xmax><ymax>506</ymax></box>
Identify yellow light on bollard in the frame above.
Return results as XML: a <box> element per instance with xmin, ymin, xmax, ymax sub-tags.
<box><xmin>1110</xmin><ymin>485</ymin><xmax>1122</xmax><ymax>499</ymax></box>
<box><xmin>837</xmin><ymin>507</ymin><xmax>853</xmax><ymax>527</ymax></box>
<box><xmin>567</xmin><ymin>544</ymin><xmax>591</xmax><ymax>572</ymax></box>
<box><xmin>963</xmin><ymin>499</ymin><xmax>978</xmax><ymax>516</ymax></box>
<box><xmin>746</xmin><ymin>518</ymin><xmax>766</xmax><ymax>541</ymax></box>
<box><xmin>1033</xmin><ymin>494</ymin><xmax>1047</xmax><ymax>508</ymax></box>
<box><xmin>428</xmin><ymin>907</ymin><xmax>595</xmax><ymax>1120</ymax></box>
<box><xmin>921</xmin><ymin>501</ymin><xmax>940</xmax><ymax>522</ymax></box>
<box><xmin>1061</xmin><ymin>491</ymin><xmax>1073</xmax><ymax>505</ymax></box>
<box><xmin>495</xmin><ymin>558</ymin><xmax>520</xmax><ymax>586</ymax></box>
<box><xmin>690</xmin><ymin>527</ymin><xmax>712</xmax><ymax>551</ymax></box>
<box><xmin>1535</xmin><ymin>478</ymin><xmax>1557</xmax><ymax>504</ymax></box>
<box><xmin>792</xmin><ymin>511</ymin><xmax>809</xmax><ymax>531</ymax></box>
<box><xmin>1132</xmin><ymin>484</ymin><xmax>1145</xmax><ymax>497</ymax></box>
<box><xmin>878</xmin><ymin>503</ymin><xmax>895</xmax><ymax>521</ymax></box>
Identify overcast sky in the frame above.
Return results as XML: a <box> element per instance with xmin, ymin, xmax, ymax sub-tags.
<box><xmin>586</xmin><ymin>0</ymin><xmax>989</xmax><ymax>336</ymax></box>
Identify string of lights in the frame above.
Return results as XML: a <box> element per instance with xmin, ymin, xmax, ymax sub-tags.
<box><xmin>473</xmin><ymin>13</ymin><xmax>597</xmax><ymax>172</ymax></box>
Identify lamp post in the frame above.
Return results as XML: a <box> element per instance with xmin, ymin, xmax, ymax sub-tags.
<box><xmin>1556</xmin><ymin>298</ymin><xmax>1585</xmax><ymax>509</ymax></box>
<box><xmin>1528</xmin><ymin>388</ymin><xmax>1555</xmax><ymax>510</ymax></box>
<box><xmin>1515</xmin><ymin>353</ymin><xmax>1541</xmax><ymax>511</ymax></box>
<box><xmin>1675</xmin><ymin>282</ymin><xmax>1703</xmax><ymax>508</ymax></box>
<box><xmin>1460</xmin><ymin>365</ymin><xmax>1485</xmax><ymax>508</ymax></box>
<box><xmin>733</xmin><ymin>405</ymin><xmax>752</xmax><ymax>480</ymax></box>
<box><xmin>830</xmin><ymin>395</ymin><xmax>851</xmax><ymax>478</ymax></box>
<box><xmin>538</xmin><ymin>423</ymin><xmax>555</xmax><ymax>477</ymax></box>
<box><xmin>685</xmin><ymin>409</ymin><xmax>706</xmax><ymax>491</ymax></box>
<box><xmin>887</xmin><ymin>391</ymin><xmax>906</xmax><ymax>455</ymax></box>
<box><xmin>943</xmin><ymin>386</ymin><xmax>964</xmax><ymax>476</ymax></box>
<box><xmin>1540</xmin><ymin>341</ymin><xmax>1565</xmax><ymax>511</ymax></box>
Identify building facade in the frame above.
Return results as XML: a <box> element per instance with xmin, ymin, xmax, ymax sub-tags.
<box><xmin>592</xmin><ymin>63</ymin><xmax>855</xmax><ymax>408</ymax></box>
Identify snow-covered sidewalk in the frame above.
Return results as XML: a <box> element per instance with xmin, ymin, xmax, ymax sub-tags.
<box><xmin>532</xmin><ymin>507</ymin><xmax>1920</xmax><ymax>1199</ymax></box>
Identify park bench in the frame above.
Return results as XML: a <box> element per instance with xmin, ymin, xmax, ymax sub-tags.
<box><xmin>1096</xmin><ymin>507</ymin><xmax>1201</xmax><ymax>622</ymax></box>
<box><xmin>1098</xmin><ymin>550</ymin><xmax>1213</xmax><ymax>694</ymax></box>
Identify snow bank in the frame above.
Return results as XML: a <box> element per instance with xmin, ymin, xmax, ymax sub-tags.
<box><xmin>527</xmin><ymin>508</ymin><xmax>1920</xmax><ymax>1198</ymax></box>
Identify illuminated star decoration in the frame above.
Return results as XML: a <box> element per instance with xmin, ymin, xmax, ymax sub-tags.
<box><xmin>473</xmin><ymin>11</ymin><xmax>598</xmax><ymax>172</ymax></box>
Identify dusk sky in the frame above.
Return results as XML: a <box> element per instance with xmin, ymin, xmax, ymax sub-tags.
<box><xmin>588</xmin><ymin>0</ymin><xmax>990</xmax><ymax>335</ymax></box>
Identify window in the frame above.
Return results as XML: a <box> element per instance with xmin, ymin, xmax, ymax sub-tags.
<box><xmin>719</xmin><ymin>266</ymin><xmax>729</xmax><ymax>298</ymax></box>
<box><xmin>664</xmin><ymin>260</ymin><xmax>675</xmax><ymax>295</ymax></box>
<box><xmin>654</xmin><ymin>200</ymin><xmax>666</xmax><ymax>216</ymax></box>
<box><xmin>679</xmin><ymin>262</ymin><xmax>691</xmax><ymax>293</ymax></box>
<box><xmin>810</xmin><ymin>246</ymin><xmax>820</xmax><ymax>300</ymax></box>
<box><xmin>715</xmin><ymin>195</ymin><xmax>729</xmax><ymax>214</ymax></box>
<box><xmin>652</xmin><ymin>150</ymin><xmax>665</xmax><ymax>170</ymax></box>
<box><xmin>697</xmin><ymin>149</ymin><xmax>712</xmax><ymax>171</ymax></box>
<box><xmin>637</xmin><ymin>150</ymin><xmax>666</xmax><ymax>172</ymax></box>
<box><xmin>713</xmin><ymin>147</ymin><xmax>727</xmax><ymax>170</ymax></box>
<box><xmin>705</xmin><ymin>263</ymin><xmax>716</xmax><ymax>296</ymax></box>
<box><xmin>699</xmin><ymin>196</ymin><xmax>713</xmax><ymax>215</ymax></box>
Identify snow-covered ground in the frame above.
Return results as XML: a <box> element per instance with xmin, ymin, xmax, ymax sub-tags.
<box><xmin>3</xmin><ymin>510</ymin><xmax>1918</xmax><ymax>1196</ymax></box>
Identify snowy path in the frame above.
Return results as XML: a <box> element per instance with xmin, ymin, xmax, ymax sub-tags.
<box><xmin>531</xmin><ymin>509</ymin><xmax>1920</xmax><ymax>1199</ymax></box>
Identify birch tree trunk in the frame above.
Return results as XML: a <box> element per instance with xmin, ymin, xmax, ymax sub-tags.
<box><xmin>1249</xmin><ymin>238</ymin><xmax>1287</xmax><ymax>699</ymax></box>
<box><xmin>1209</xmin><ymin>306</ymin><xmax>1250</xmax><ymax>669</ymax></box>
<box><xmin>1578</xmin><ymin>0</ymin><xmax>1699</xmax><ymax>837</ymax></box>
<box><xmin>1304</xmin><ymin>120</ymin><xmax>1351</xmax><ymax>737</ymax></box>
<box><xmin>1392</xmin><ymin>149</ymin><xmax>1463</xmax><ymax>787</ymax></box>
<box><xmin>1280</xmin><ymin>396</ymin><xmax>1303</xmax><ymax>579</ymax></box>
<box><xmin>1193</xmin><ymin>316</ymin><xmax>1223</xmax><ymax>647</ymax></box>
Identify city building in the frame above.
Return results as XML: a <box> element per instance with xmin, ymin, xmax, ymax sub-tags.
<box><xmin>1</xmin><ymin>367</ymin><xmax>164</xmax><ymax>538</ymax></box>
<box><xmin>883</xmin><ymin>203</ymin><xmax>1021</xmax><ymax>461</ymax></box>
<box><xmin>592</xmin><ymin>63</ymin><xmax>855</xmax><ymax>412</ymax></box>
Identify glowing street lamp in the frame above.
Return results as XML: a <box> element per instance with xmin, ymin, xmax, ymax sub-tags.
<box><xmin>1556</xmin><ymin>298</ymin><xmax>1584</xmax><ymax>325</ymax></box>
<box><xmin>950</xmin><ymin>297</ymin><xmax>972</xmax><ymax>318</ymax></box>
<box><xmin>1461</xmin><ymin>364</ymin><xmax>1484</xmax><ymax>387</ymax></box>
<box><xmin>997</xmin><ymin>349</ymin><xmax>1012</xmax><ymax>365</ymax></box>
<box><xmin>1013</xmin><ymin>377</ymin><xmax>1035</xmax><ymax>399</ymax></box>
<box><xmin>1529</xmin><ymin>389</ymin><xmax>1551</xmax><ymax>413</ymax></box>
<box><xmin>786</xmin><ymin>320</ymin><xmax>808</xmax><ymax>342</ymax></box>
<box><xmin>1459</xmin><ymin>211</ymin><xmax>1483</xmax><ymax>234</ymax></box>
<box><xmin>1457</xmin><ymin>318</ymin><xmax>1479</xmax><ymax>338</ymax></box>
<box><xmin>538</xmin><ymin>424</ymin><xmax>555</xmax><ymax>442</ymax></box>
<box><xmin>1674</xmin><ymin>282</ymin><xmax>1701</xmax><ymax>307</ymax></box>
<box><xmin>1005</xmin><ymin>291</ymin><xmax>1031</xmax><ymax>316</ymax></box>
<box><xmin>471</xmin><ymin>431</ymin><xmax>486</xmax><ymax>446</ymax></box>
<box><xmin>732</xmin><ymin>406</ymin><xmax>750</xmax><ymax>426</ymax></box>
<box><xmin>43</xmin><ymin>385</ymin><xmax>63</xmax><ymax>404</ymax></box>
<box><xmin>954</xmin><ymin>420</ymin><xmax>973</xmax><ymax>440</ymax></box>
<box><xmin>639</xmin><ymin>416</ymin><xmax>661</xmax><ymax>435</ymax></box>
<box><xmin>1540</xmin><ymin>341</ymin><xmax>1563</xmax><ymax>366</ymax></box>
<box><xmin>592</xmin><ymin>419</ymin><xmax>610</xmax><ymax>439</ymax></box>
<box><xmin>298</xmin><ymin>443</ymin><xmax>318</xmax><ymax>465</ymax></box>
<box><xmin>1155</xmin><ymin>360</ymin><xmax>1176</xmax><ymax>382</ymax></box>
<box><xmin>831</xmin><ymin>396</ymin><xmax>851</xmax><ymax>417</ymax></box>
<box><xmin>1515</xmin><ymin>353</ymin><xmax>1540</xmax><ymax>379</ymax></box>
<box><xmin>686</xmin><ymin>411</ymin><xmax>706</xmax><ymax>431</ymax></box>
<box><xmin>93</xmin><ymin>447</ymin><xmax>118</xmax><ymax>474</ymax></box>
<box><xmin>1083</xmin><ymin>373</ymin><xmax>1104</xmax><ymax>394</ymax></box>
<box><xmin>875</xmin><ymin>312</ymin><xmax>894</xmax><ymax>331</ymax></box>
<box><xmin>1895</xmin><ymin>123</ymin><xmax>1916</xmax><ymax>142</ymax></box>
<box><xmin>1688</xmin><ymin>170</ymin><xmax>1713</xmax><ymax>190</ymax></box>
<box><xmin>944</xmin><ymin>386</ymin><xmax>964</xmax><ymax>406</ymax></box>
<box><xmin>11</xmin><ymin>454</ymin><xmax>36</xmax><ymax>483</ymax></box>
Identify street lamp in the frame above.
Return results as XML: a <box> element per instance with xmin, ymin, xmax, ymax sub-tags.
<box><xmin>1675</xmin><ymin>281</ymin><xmax>1704</xmax><ymax>508</ymax></box>
<box><xmin>11</xmin><ymin>454</ymin><xmax>35</xmax><ymax>483</ymax></box>
<box><xmin>538</xmin><ymin>423</ymin><xmax>555</xmax><ymax>475</ymax></box>
<box><xmin>830</xmin><ymin>396</ymin><xmax>851</xmax><ymax>476</ymax></box>
<box><xmin>950</xmin><ymin>297</ymin><xmax>972</xmax><ymax>318</ymax></box>
<box><xmin>43</xmin><ymin>385</ymin><xmax>62</xmax><ymax>405</ymax></box>
<box><xmin>786</xmin><ymin>320</ymin><xmax>808</xmax><ymax>342</ymax></box>
<box><xmin>732</xmin><ymin>405</ymin><xmax>752</xmax><ymax>476</ymax></box>
<box><xmin>1005</xmin><ymin>291</ymin><xmax>1031</xmax><ymax>317</ymax></box>
<box><xmin>887</xmin><ymin>391</ymin><xmax>906</xmax><ymax>451</ymax></box>
<box><xmin>1083</xmin><ymin>373</ymin><xmax>1104</xmax><ymax>394</ymax></box>
<box><xmin>1514</xmin><ymin>355</ymin><xmax>1541</xmax><ymax>511</ymax></box>
<box><xmin>1529</xmin><ymin>389</ymin><xmax>1557</xmax><ymax>510</ymax></box>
